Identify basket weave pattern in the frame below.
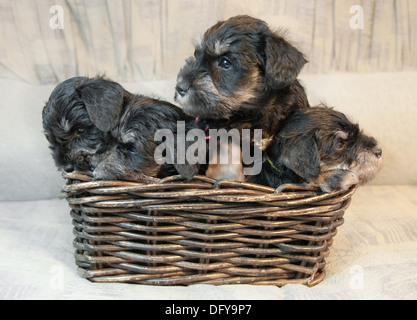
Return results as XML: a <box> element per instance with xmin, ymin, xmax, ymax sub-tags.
<box><xmin>62</xmin><ymin>172</ymin><xmax>356</xmax><ymax>287</ymax></box>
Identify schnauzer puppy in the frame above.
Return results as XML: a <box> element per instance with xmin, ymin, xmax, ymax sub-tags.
<box><xmin>175</xmin><ymin>15</ymin><xmax>310</xmax><ymax>180</ymax></box>
<box><xmin>42</xmin><ymin>76</ymin><xmax>198</xmax><ymax>181</ymax></box>
<box><xmin>248</xmin><ymin>105</ymin><xmax>383</xmax><ymax>192</ymax></box>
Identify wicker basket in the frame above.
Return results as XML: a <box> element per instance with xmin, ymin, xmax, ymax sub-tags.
<box><xmin>62</xmin><ymin>171</ymin><xmax>356</xmax><ymax>287</ymax></box>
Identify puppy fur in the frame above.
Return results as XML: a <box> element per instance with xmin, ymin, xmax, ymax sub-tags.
<box><xmin>248</xmin><ymin>105</ymin><xmax>383</xmax><ymax>192</ymax></box>
<box><xmin>175</xmin><ymin>15</ymin><xmax>309</xmax><ymax>134</ymax></box>
<box><xmin>175</xmin><ymin>15</ymin><xmax>310</xmax><ymax>180</ymax></box>
<box><xmin>42</xmin><ymin>76</ymin><xmax>199</xmax><ymax>180</ymax></box>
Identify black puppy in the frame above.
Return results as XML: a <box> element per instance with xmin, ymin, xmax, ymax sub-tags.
<box><xmin>175</xmin><ymin>15</ymin><xmax>310</xmax><ymax>180</ymax></box>
<box><xmin>248</xmin><ymin>106</ymin><xmax>383</xmax><ymax>192</ymax></box>
<box><xmin>42</xmin><ymin>76</ymin><xmax>199</xmax><ymax>180</ymax></box>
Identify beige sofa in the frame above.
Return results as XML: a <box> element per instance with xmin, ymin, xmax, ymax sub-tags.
<box><xmin>1</xmin><ymin>0</ymin><xmax>416</xmax><ymax>299</ymax></box>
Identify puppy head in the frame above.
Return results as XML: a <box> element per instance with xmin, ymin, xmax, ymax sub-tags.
<box><xmin>278</xmin><ymin>106</ymin><xmax>382</xmax><ymax>192</ymax></box>
<box><xmin>175</xmin><ymin>15</ymin><xmax>307</xmax><ymax>119</ymax></box>
<box><xmin>42</xmin><ymin>76</ymin><xmax>125</xmax><ymax>172</ymax></box>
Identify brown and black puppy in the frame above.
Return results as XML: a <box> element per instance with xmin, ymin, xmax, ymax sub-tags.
<box><xmin>42</xmin><ymin>76</ymin><xmax>199</xmax><ymax>181</ymax></box>
<box><xmin>175</xmin><ymin>15</ymin><xmax>310</xmax><ymax>180</ymax></box>
<box><xmin>248</xmin><ymin>105</ymin><xmax>383</xmax><ymax>192</ymax></box>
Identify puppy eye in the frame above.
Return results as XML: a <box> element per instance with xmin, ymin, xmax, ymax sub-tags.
<box><xmin>76</xmin><ymin>127</ymin><xmax>85</xmax><ymax>134</ymax></box>
<box><xmin>336</xmin><ymin>140</ymin><xmax>344</xmax><ymax>149</ymax></box>
<box><xmin>219</xmin><ymin>58</ymin><xmax>232</xmax><ymax>70</ymax></box>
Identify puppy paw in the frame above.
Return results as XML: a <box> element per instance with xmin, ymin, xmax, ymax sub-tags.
<box><xmin>92</xmin><ymin>163</ymin><xmax>125</xmax><ymax>180</ymax></box>
<box><xmin>174</xmin><ymin>163</ymin><xmax>200</xmax><ymax>181</ymax></box>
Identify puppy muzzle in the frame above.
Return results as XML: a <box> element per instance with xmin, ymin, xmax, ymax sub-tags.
<box><xmin>68</xmin><ymin>148</ymin><xmax>97</xmax><ymax>172</ymax></box>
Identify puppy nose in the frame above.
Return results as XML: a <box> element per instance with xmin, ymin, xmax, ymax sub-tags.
<box><xmin>64</xmin><ymin>164</ymin><xmax>74</xmax><ymax>172</ymax></box>
<box><xmin>176</xmin><ymin>85</ymin><xmax>189</xmax><ymax>97</ymax></box>
<box><xmin>374</xmin><ymin>148</ymin><xmax>382</xmax><ymax>158</ymax></box>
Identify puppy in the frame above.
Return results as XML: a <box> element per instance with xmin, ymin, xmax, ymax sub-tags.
<box><xmin>42</xmin><ymin>76</ymin><xmax>199</xmax><ymax>180</ymax></box>
<box><xmin>175</xmin><ymin>15</ymin><xmax>310</xmax><ymax>181</ymax></box>
<box><xmin>248</xmin><ymin>106</ymin><xmax>383</xmax><ymax>192</ymax></box>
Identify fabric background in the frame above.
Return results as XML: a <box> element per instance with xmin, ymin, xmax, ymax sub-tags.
<box><xmin>1</xmin><ymin>0</ymin><xmax>416</xmax><ymax>84</ymax></box>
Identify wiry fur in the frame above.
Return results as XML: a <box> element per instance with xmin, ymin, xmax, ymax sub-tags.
<box><xmin>175</xmin><ymin>15</ymin><xmax>309</xmax><ymax>135</ymax></box>
<box><xmin>42</xmin><ymin>76</ymin><xmax>199</xmax><ymax>181</ymax></box>
<box><xmin>248</xmin><ymin>105</ymin><xmax>383</xmax><ymax>192</ymax></box>
<box><xmin>175</xmin><ymin>15</ymin><xmax>310</xmax><ymax>180</ymax></box>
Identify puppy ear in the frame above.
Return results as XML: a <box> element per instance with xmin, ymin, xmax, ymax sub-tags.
<box><xmin>76</xmin><ymin>77</ymin><xmax>125</xmax><ymax>132</ymax></box>
<box><xmin>279</xmin><ymin>135</ymin><xmax>321</xmax><ymax>181</ymax></box>
<box><xmin>263</xmin><ymin>32</ymin><xmax>307</xmax><ymax>89</ymax></box>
